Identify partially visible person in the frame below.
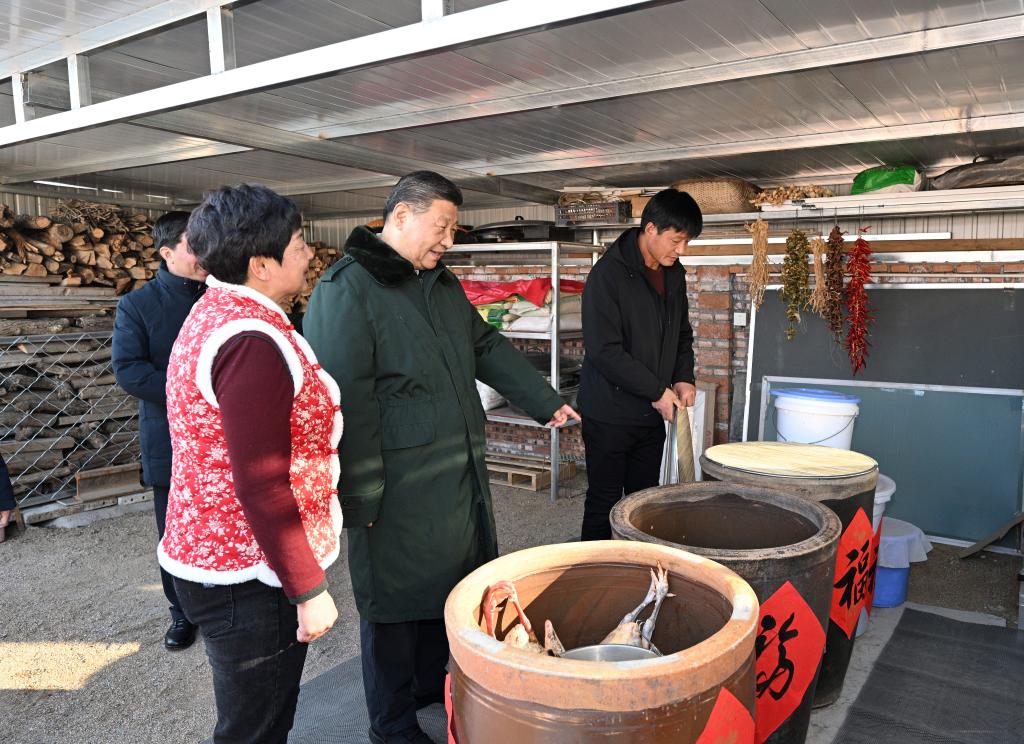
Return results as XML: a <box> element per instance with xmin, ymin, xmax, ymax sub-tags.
<box><xmin>577</xmin><ymin>188</ymin><xmax>702</xmax><ymax>541</ymax></box>
<box><xmin>160</xmin><ymin>185</ymin><xmax>341</xmax><ymax>744</ymax></box>
<box><xmin>112</xmin><ymin>210</ymin><xmax>206</xmax><ymax>650</ymax></box>
<box><xmin>0</xmin><ymin>453</ymin><xmax>15</xmax><ymax>543</ymax></box>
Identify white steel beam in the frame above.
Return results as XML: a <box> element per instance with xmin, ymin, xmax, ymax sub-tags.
<box><xmin>67</xmin><ymin>55</ymin><xmax>93</xmax><ymax>110</ymax></box>
<box><xmin>0</xmin><ymin>182</ymin><xmax>190</xmax><ymax>209</ymax></box>
<box><xmin>0</xmin><ymin>0</ymin><xmax>236</xmax><ymax>80</ymax></box>
<box><xmin>0</xmin><ymin>0</ymin><xmax>670</xmax><ymax>148</ymax></box>
<box><xmin>275</xmin><ymin>177</ymin><xmax>400</xmax><ymax>197</ymax></box>
<box><xmin>207</xmin><ymin>7</ymin><xmax>237</xmax><ymax>74</ymax></box>
<box><xmin>310</xmin><ymin>15</ymin><xmax>1024</xmax><ymax>138</ymax></box>
<box><xmin>0</xmin><ymin>142</ymin><xmax>249</xmax><ymax>186</ymax></box>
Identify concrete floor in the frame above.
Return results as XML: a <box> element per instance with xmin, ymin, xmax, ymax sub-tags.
<box><xmin>0</xmin><ymin>475</ymin><xmax>1019</xmax><ymax>744</ymax></box>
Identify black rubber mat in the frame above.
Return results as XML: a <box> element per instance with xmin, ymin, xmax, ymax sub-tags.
<box><xmin>287</xmin><ymin>656</ymin><xmax>447</xmax><ymax>744</ymax></box>
<box><xmin>832</xmin><ymin>609</ymin><xmax>1024</xmax><ymax>744</ymax></box>
<box><xmin>202</xmin><ymin>655</ymin><xmax>447</xmax><ymax>744</ymax></box>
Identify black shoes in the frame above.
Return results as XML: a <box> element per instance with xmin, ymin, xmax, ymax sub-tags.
<box><xmin>368</xmin><ymin>726</ymin><xmax>434</xmax><ymax>744</ymax></box>
<box><xmin>164</xmin><ymin>618</ymin><xmax>196</xmax><ymax>650</ymax></box>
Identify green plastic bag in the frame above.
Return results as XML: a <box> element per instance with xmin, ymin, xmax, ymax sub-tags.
<box><xmin>851</xmin><ymin>165</ymin><xmax>922</xmax><ymax>195</ymax></box>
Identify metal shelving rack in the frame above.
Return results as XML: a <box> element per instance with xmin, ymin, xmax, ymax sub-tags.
<box><xmin>446</xmin><ymin>241</ymin><xmax>602</xmax><ymax>502</ymax></box>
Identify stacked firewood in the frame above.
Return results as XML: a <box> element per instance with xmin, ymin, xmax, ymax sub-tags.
<box><xmin>281</xmin><ymin>241</ymin><xmax>342</xmax><ymax>314</ymax></box>
<box><xmin>0</xmin><ymin>199</ymin><xmax>153</xmax><ymax>507</ymax></box>
<box><xmin>0</xmin><ymin>200</ymin><xmax>158</xmax><ymax>294</ymax></box>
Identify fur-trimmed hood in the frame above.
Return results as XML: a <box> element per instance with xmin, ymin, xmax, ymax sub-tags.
<box><xmin>343</xmin><ymin>226</ymin><xmax>420</xmax><ymax>288</ymax></box>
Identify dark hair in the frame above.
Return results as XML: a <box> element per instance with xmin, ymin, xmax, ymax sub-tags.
<box><xmin>187</xmin><ymin>185</ymin><xmax>302</xmax><ymax>284</ymax></box>
<box><xmin>153</xmin><ymin>211</ymin><xmax>190</xmax><ymax>251</ymax></box>
<box><xmin>640</xmin><ymin>189</ymin><xmax>703</xmax><ymax>238</ymax></box>
<box><xmin>383</xmin><ymin>170</ymin><xmax>463</xmax><ymax>222</ymax></box>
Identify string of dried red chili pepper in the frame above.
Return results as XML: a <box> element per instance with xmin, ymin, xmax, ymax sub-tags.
<box><xmin>844</xmin><ymin>229</ymin><xmax>874</xmax><ymax>374</ymax></box>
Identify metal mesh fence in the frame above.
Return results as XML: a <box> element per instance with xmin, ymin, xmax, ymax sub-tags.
<box><xmin>0</xmin><ymin>331</ymin><xmax>139</xmax><ymax>508</ymax></box>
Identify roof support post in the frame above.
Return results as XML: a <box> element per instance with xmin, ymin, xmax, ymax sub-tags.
<box><xmin>67</xmin><ymin>55</ymin><xmax>93</xmax><ymax>110</ymax></box>
<box><xmin>207</xmin><ymin>7</ymin><xmax>238</xmax><ymax>74</ymax></box>
<box><xmin>422</xmin><ymin>0</ymin><xmax>455</xmax><ymax>21</ymax></box>
<box><xmin>11</xmin><ymin>73</ymin><xmax>36</xmax><ymax>124</ymax></box>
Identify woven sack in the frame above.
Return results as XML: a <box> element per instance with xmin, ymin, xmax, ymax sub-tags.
<box><xmin>671</xmin><ymin>178</ymin><xmax>758</xmax><ymax>214</ymax></box>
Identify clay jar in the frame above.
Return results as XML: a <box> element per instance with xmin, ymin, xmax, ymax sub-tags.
<box><xmin>444</xmin><ymin>540</ymin><xmax>759</xmax><ymax>743</ymax></box>
<box><xmin>611</xmin><ymin>482</ymin><xmax>841</xmax><ymax>744</ymax></box>
<box><xmin>700</xmin><ymin>442</ymin><xmax>879</xmax><ymax>707</ymax></box>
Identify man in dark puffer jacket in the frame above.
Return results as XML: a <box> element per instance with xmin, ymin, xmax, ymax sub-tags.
<box><xmin>577</xmin><ymin>189</ymin><xmax>702</xmax><ymax>540</ymax></box>
<box><xmin>113</xmin><ymin>211</ymin><xmax>206</xmax><ymax>650</ymax></box>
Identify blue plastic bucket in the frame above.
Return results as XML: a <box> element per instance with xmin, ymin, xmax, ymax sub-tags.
<box><xmin>872</xmin><ymin>566</ymin><xmax>909</xmax><ymax>607</ymax></box>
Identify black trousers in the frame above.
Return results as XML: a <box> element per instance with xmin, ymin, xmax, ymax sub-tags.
<box><xmin>580</xmin><ymin>417</ymin><xmax>666</xmax><ymax>540</ymax></box>
<box><xmin>174</xmin><ymin>578</ymin><xmax>308</xmax><ymax>744</ymax></box>
<box><xmin>359</xmin><ymin>616</ymin><xmax>449</xmax><ymax>736</ymax></box>
<box><xmin>152</xmin><ymin>485</ymin><xmax>186</xmax><ymax>622</ymax></box>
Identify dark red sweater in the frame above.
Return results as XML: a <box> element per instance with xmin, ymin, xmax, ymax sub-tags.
<box><xmin>644</xmin><ymin>264</ymin><xmax>665</xmax><ymax>296</ymax></box>
<box><xmin>212</xmin><ymin>332</ymin><xmax>327</xmax><ymax>604</ymax></box>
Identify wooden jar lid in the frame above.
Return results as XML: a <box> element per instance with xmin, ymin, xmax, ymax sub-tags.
<box><xmin>704</xmin><ymin>442</ymin><xmax>877</xmax><ymax>478</ymax></box>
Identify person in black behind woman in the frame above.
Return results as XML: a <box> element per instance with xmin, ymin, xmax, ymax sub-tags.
<box><xmin>0</xmin><ymin>453</ymin><xmax>15</xmax><ymax>543</ymax></box>
<box><xmin>577</xmin><ymin>189</ymin><xmax>703</xmax><ymax>540</ymax></box>
<box><xmin>112</xmin><ymin>211</ymin><xmax>207</xmax><ymax>650</ymax></box>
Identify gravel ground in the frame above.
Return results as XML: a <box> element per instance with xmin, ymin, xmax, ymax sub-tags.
<box><xmin>0</xmin><ymin>480</ymin><xmax>585</xmax><ymax>744</ymax></box>
<box><xmin>2</xmin><ymin>477</ymin><xmax>1018</xmax><ymax>744</ymax></box>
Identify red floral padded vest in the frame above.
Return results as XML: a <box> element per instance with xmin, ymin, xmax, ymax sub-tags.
<box><xmin>158</xmin><ymin>276</ymin><xmax>343</xmax><ymax>586</ymax></box>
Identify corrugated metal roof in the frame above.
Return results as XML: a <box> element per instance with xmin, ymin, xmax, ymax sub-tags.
<box><xmin>320</xmin><ymin>39</ymin><xmax>1024</xmax><ymax>176</ymax></box>
<box><xmin>1</xmin><ymin>0</ymin><xmax>157</xmax><ymax>64</ymax></box>
<box><xmin>2</xmin><ymin>0</ymin><xmax>1023</xmax><ymax>213</ymax></box>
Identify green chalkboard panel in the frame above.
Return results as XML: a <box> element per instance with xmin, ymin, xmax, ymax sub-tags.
<box><xmin>746</xmin><ymin>286</ymin><xmax>1024</xmax><ymax>546</ymax></box>
<box><xmin>746</xmin><ymin>288</ymin><xmax>1024</xmax><ymax>439</ymax></box>
<box><xmin>760</xmin><ymin>379</ymin><xmax>1024</xmax><ymax>545</ymax></box>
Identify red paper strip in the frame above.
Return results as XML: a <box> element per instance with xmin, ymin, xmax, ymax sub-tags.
<box><xmin>696</xmin><ymin>686</ymin><xmax>755</xmax><ymax>744</ymax></box>
<box><xmin>445</xmin><ymin>673</ymin><xmax>457</xmax><ymax>744</ymax></box>
<box><xmin>754</xmin><ymin>581</ymin><xmax>827</xmax><ymax>744</ymax></box>
<box><xmin>830</xmin><ymin>507</ymin><xmax>876</xmax><ymax>638</ymax></box>
<box><xmin>864</xmin><ymin>518</ymin><xmax>883</xmax><ymax>615</ymax></box>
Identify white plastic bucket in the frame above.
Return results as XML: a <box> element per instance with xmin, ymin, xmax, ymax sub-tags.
<box><xmin>872</xmin><ymin>473</ymin><xmax>896</xmax><ymax>530</ymax></box>
<box><xmin>771</xmin><ymin>388</ymin><xmax>860</xmax><ymax>450</ymax></box>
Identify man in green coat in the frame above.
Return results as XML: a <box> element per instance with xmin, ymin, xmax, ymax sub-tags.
<box><xmin>304</xmin><ymin>171</ymin><xmax>578</xmax><ymax>744</ymax></box>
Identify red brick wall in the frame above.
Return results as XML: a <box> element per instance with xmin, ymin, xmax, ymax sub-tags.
<box><xmin>685</xmin><ymin>259</ymin><xmax>1024</xmax><ymax>445</ymax></box>
<box><xmin>685</xmin><ymin>266</ymin><xmax>739</xmax><ymax>444</ymax></box>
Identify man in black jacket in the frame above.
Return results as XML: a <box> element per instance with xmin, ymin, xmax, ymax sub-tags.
<box><xmin>112</xmin><ymin>211</ymin><xmax>207</xmax><ymax>649</ymax></box>
<box><xmin>578</xmin><ymin>189</ymin><xmax>702</xmax><ymax>540</ymax></box>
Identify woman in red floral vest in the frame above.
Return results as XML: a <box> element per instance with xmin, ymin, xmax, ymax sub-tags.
<box><xmin>160</xmin><ymin>184</ymin><xmax>342</xmax><ymax>744</ymax></box>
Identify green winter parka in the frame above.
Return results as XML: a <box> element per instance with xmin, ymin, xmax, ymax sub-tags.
<box><xmin>304</xmin><ymin>226</ymin><xmax>564</xmax><ymax>622</ymax></box>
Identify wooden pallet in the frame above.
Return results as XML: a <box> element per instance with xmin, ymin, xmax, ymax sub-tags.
<box><xmin>486</xmin><ymin>455</ymin><xmax>576</xmax><ymax>492</ymax></box>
